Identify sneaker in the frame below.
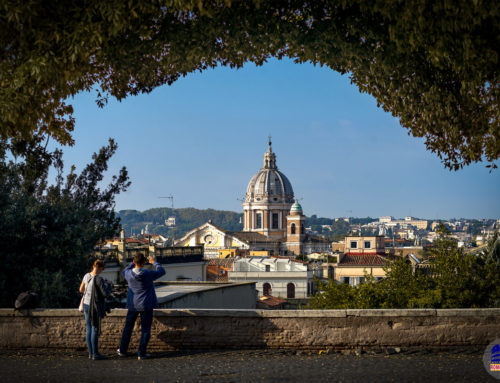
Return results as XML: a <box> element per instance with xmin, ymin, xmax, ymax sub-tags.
<box><xmin>117</xmin><ymin>348</ymin><xmax>127</xmax><ymax>357</ymax></box>
<box><xmin>92</xmin><ymin>353</ymin><xmax>108</xmax><ymax>360</ymax></box>
<box><xmin>89</xmin><ymin>353</ymin><xmax>92</xmax><ymax>359</ymax></box>
<box><xmin>138</xmin><ymin>353</ymin><xmax>151</xmax><ymax>360</ymax></box>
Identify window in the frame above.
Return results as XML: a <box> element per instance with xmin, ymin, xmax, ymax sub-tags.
<box><xmin>263</xmin><ymin>283</ymin><xmax>271</xmax><ymax>296</ymax></box>
<box><xmin>265</xmin><ymin>265</ymin><xmax>270</xmax><ymax>272</ymax></box>
<box><xmin>272</xmin><ymin>213</ymin><xmax>279</xmax><ymax>229</ymax></box>
<box><xmin>256</xmin><ymin>213</ymin><xmax>262</xmax><ymax>228</ymax></box>
<box><xmin>291</xmin><ymin>223</ymin><xmax>296</xmax><ymax>234</ymax></box>
<box><xmin>364</xmin><ymin>241</ymin><xmax>371</xmax><ymax>249</ymax></box>
<box><xmin>300</xmin><ymin>224</ymin><xmax>305</xmax><ymax>234</ymax></box>
<box><xmin>350</xmin><ymin>241</ymin><xmax>357</xmax><ymax>249</ymax></box>
<box><xmin>328</xmin><ymin>266</ymin><xmax>334</xmax><ymax>279</ymax></box>
<box><xmin>287</xmin><ymin>283</ymin><xmax>295</xmax><ymax>298</ymax></box>
<box><xmin>343</xmin><ymin>277</ymin><xmax>350</xmax><ymax>284</ymax></box>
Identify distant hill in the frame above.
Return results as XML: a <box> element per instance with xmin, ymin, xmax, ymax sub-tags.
<box><xmin>117</xmin><ymin>207</ymin><xmax>377</xmax><ymax>241</ymax></box>
<box><xmin>117</xmin><ymin>207</ymin><xmax>244</xmax><ymax>239</ymax></box>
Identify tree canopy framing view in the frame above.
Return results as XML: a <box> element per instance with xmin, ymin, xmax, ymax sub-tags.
<box><xmin>1</xmin><ymin>0</ymin><xmax>498</xmax><ymax>169</ymax></box>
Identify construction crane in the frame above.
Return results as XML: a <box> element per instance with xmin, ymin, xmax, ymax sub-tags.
<box><xmin>158</xmin><ymin>195</ymin><xmax>175</xmax><ymax>245</ymax></box>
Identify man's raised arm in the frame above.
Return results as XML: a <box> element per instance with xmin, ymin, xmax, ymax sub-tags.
<box><xmin>148</xmin><ymin>256</ymin><xmax>166</xmax><ymax>280</ymax></box>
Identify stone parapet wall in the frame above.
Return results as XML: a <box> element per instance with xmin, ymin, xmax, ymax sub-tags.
<box><xmin>0</xmin><ymin>308</ymin><xmax>499</xmax><ymax>351</ymax></box>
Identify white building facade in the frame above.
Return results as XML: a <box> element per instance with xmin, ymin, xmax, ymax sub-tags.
<box><xmin>228</xmin><ymin>257</ymin><xmax>321</xmax><ymax>299</ymax></box>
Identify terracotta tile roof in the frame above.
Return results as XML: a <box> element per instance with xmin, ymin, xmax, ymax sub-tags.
<box><xmin>125</xmin><ymin>238</ymin><xmax>143</xmax><ymax>244</ymax></box>
<box><xmin>214</xmin><ymin>275</ymin><xmax>229</xmax><ymax>282</ymax></box>
<box><xmin>339</xmin><ymin>254</ymin><xmax>393</xmax><ymax>266</ymax></box>
<box><xmin>206</xmin><ymin>258</ymin><xmax>234</xmax><ymax>282</ymax></box>
<box><xmin>258</xmin><ymin>296</ymin><xmax>286</xmax><ymax>308</ymax></box>
<box><xmin>207</xmin><ymin>258</ymin><xmax>235</xmax><ymax>268</ymax></box>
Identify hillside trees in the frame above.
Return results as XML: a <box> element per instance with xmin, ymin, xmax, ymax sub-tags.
<box><xmin>0</xmin><ymin>138</ymin><xmax>130</xmax><ymax>307</ymax></box>
<box><xmin>1</xmin><ymin>1</ymin><xmax>498</xmax><ymax>169</ymax></box>
<box><xmin>117</xmin><ymin>207</ymin><xmax>243</xmax><ymax>238</ymax></box>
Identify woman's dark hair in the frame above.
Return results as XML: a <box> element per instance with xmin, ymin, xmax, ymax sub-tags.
<box><xmin>93</xmin><ymin>260</ymin><xmax>105</xmax><ymax>269</ymax></box>
<box><xmin>133</xmin><ymin>253</ymin><xmax>146</xmax><ymax>266</ymax></box>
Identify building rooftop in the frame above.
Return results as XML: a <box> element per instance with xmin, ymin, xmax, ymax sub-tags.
<box><xmin>339</xmin><ymin>254</ymin><xmax>393</xmax><ymax>266</ymax></box>
<box><xmin>227</xmin><ymin>230</ymin><xmax>278</xmax><ymax>243</ymax></box>
<box><xmin>154</xmin><ymin>281</ymin><xmax>253</xmax><ymax>305</ymax></box>
<box><xmin>207</xmin><ymin>258</ymin><xmax>235</xmax><ymax>267</ymax></box>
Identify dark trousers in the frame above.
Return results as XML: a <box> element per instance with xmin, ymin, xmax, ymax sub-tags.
<box><xmin>119</xmin><ymin>309</ymin><xmax>153</xmax><ymax>356</ymax></box>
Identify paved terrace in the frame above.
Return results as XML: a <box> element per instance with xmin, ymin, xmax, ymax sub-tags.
<box><xmin>0</xmin><ymin>348</ymin><xmax>496</xmax><ymax>382</ymax></box>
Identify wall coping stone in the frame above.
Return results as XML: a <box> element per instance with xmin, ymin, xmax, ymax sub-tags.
<box><xmin>1</xmin><ymin>308</ymin><xmax>500</xmax><ymax>318</ymax></box>
<box><xmin>435</xmin><ymin>308</ymin><xmax>500</xmax><ymax>316</ymax></box>
<box><xmin>345</xmin><ymin>309</ymin><xmax>437</xmax><ymax>317</ymax></box>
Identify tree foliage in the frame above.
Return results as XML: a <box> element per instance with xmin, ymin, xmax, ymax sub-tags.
<box><xmin>1</xmin><ymin>1</ymin><xmax>498</xmax><ymax>169</ymax></box>
<box><xmin>309</xmin><ymin>227</ymin><xmax>500</xmax><ymax>309</ymax></box>
<box><xmin>0</xmin><ymin>138</ymin><xmax>130</xmax><ymax>307</ymax></box>
<box><xmin>306</xmin><ymin>215</ymin><xmax>333</xmax><ymax>226</ymax></box>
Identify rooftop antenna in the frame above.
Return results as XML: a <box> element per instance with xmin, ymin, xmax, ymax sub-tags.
<box><xmin>159</xmin><ymin>195</ymin><xmax>175</xmax><ymax>245</ymax></box>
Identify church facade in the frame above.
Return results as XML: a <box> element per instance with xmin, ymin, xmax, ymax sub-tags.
<box><xmin>175</xmin><ymin>140</ymin><xmax>330</xmax><ymax>258</ymax></box>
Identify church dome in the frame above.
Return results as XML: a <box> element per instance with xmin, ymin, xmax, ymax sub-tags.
<box><xmin>245</xmin><ymin>140</ymin><xmax>294</xmax><ymax>203</ymax></box>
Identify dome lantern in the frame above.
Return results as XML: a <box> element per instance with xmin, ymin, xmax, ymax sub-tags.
<box><xmin>263</xmin><ymin>137</ymin><xmax>277</xmax><ymax>169</ymax></box>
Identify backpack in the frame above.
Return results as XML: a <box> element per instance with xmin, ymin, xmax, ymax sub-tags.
<box><xmin>14</xmin><ymin>291</ymin><xmax>40</xmax><ymax>310</ymax></box>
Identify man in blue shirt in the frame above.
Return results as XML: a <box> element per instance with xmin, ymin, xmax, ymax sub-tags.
<box><xmin>118</xmin><ymin>252</ymin><xmax>165</xmax><ymax>360</ymax></box>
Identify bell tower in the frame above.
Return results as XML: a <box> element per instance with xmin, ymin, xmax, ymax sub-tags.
<box><xmin>286</xmin><ymin>201</ymin><xmax>306</xmax><ymax>255</ymax></box>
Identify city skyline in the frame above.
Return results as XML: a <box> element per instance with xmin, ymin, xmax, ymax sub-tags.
<box><xmin>58</xmin><ymin>58</ymin><xmax>499</xmax><ymax>220</ymax></box>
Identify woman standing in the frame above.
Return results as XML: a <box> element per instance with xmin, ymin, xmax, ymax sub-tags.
<box><xmin>79</xmin><ymin>260</ymin><xmax>111</xmax><ymax>360</ymax></box>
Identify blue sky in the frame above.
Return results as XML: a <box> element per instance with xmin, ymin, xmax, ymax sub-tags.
<box><xmin>61</xmin><ymin>58</ymin><xmax>499</xmax><ymax>220</ymax></box>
